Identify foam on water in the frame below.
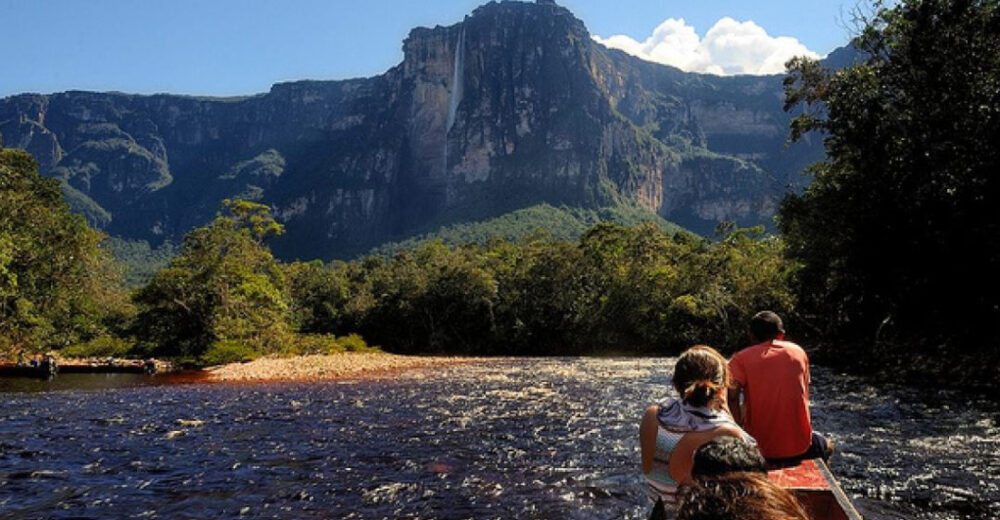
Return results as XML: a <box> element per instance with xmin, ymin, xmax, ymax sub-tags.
<box><xmin>1</xmin><ymin>358</ymin><xmax>998</xmax><ymax>519</ymax></box>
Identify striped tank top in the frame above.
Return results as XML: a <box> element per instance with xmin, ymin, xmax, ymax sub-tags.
<box><xmin>643</xmin><ymin>398</ymin><xmax>754</xmax><ymax>515</ymax></box>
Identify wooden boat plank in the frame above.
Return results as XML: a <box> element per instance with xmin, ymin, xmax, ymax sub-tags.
<box><xmin>768</xmin><ymin>458</ymin><xmax>863</xmax><ymax>520</ymax></box>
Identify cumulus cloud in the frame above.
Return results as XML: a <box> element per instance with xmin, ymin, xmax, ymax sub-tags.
<box><xmin>593</xmin><ymin>17</ymin><xmax>821</xmax><ymax>76</ymax></box>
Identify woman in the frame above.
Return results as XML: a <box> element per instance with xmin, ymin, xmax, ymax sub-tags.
<box><xmin>641</xmin><ymin>345</ymin><xmax>755</xmax><ymax>518</ymax></box>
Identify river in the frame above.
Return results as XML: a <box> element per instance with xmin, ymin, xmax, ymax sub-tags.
<box><xmin>0</xmin><ymin>358</ymin><xmax>997</xmax><ymax>519</ymax></box>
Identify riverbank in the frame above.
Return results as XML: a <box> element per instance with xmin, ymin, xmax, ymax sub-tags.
<box><xmin>807</xmin><ymin>338</ymin><xmax>1000</xmax><ymax>395</ymax></box>
<box><xmin>205</xmin><ymin>352</ymin><xmax>482</xmax><ymax>383</ymax></box>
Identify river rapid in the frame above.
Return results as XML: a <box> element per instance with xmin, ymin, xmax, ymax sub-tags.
<box><xmin>1</xmin><ymin>358</ymin><xmax>997</xmax><ymax>519</ymax></box>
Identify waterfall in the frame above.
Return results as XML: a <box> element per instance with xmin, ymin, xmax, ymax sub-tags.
<box><xmin>446</xmin><ymin>26</ymin><xmax>466</xmax><ymax>134</ymax></box>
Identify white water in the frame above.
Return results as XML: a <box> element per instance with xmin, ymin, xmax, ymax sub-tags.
<box><xmin>2</xmin><ymin>359</ymin><xmax>998</xmax><ymax>518</ymax></box>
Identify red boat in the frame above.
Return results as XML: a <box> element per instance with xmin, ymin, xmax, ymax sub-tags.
<box><xmin>768</xmin><ymin>458</ymin><xmax>863</xmax><ymax>520</ymax></box>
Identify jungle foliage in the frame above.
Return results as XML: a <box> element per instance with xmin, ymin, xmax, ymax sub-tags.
<box><xmin>131</xmin><ymin>199</ymin><xmax>294</xmax><ymax>363</ymax></box>
<box><xmin>781</xmin><ymin>0</ymin><xmax>1000</xmax><ymax>376</ymax></box>
<box><xmin>288</xmin><ymin>223</ymin><xmax>794</xmax><ymax>356</ymax></box>
<box><xmin>0</xmin><ymin>148</ymin><xmax>131</xmax><ymax>356</ymax></box>
<box><xmin>102</xmin><ymin>237</ymin><xmax>178</xmax><ymax>288</ymax></box>
<box><xmin>1</xmin><ymin>156</ymin><xmax>792</xmax><ymax>365</ymax></box>
<box><xmin>129</xmin><ymin>200</ymin><xmax>794</xmax><ymax>360</ymax></box>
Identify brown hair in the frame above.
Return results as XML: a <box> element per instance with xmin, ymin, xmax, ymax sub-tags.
<box><xmin>677</xmin><ymin>472</ymin><xmax>810</xmax><ymax>520</ymax></box>
<box><xmin>673</xmin><ymin>345</ymin><xmax>730</xmax><ymax>408</ymax></box>
<box><xmin>750</xmin><ymin>311</ymin><xmax>784</xmax><ymax>342</ymax></box>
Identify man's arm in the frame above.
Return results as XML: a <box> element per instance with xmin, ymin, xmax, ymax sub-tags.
<box><xmin>668</xmin><ymin>426</ymin><xmax>742</xmax><ymax>483</ymax></box>
<box><xmin>728</xmin><ymin>385</ymin><xmax>743</xmax><ymax>426</ymax></box>
<box><xmin>727</xmin><ymin>354</ymin><xmax>746</xmax><ymax>426</ymax></box>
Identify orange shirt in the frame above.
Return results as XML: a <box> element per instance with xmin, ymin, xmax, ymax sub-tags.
<box><xmin>729</xmin><ymin>340</ymin><xmax>812</xmax><ymax>459</ymax></box>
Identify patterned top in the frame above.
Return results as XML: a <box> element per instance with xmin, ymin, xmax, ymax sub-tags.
<box><xmin>644</xmin><ymin>398</ymin><xmax>755</xmax><ymax>515</ymax></box>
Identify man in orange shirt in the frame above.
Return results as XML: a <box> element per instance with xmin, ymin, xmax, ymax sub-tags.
<box><xmin>727</xmin><ymin>311</ymin><xmax>833</xmax><ymax>462</ymax></box>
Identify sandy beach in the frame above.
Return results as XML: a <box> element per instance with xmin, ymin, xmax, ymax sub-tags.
<box><xmin>206</xmin><ymin>352</ymin><xmax>482</xmax><ymax>383</ymax></box>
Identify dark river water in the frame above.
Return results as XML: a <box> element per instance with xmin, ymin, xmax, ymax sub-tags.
<box><xmin>0</xmin><ymin>358</ymin><xmax>997</xmax><ymax>519</ymax></box>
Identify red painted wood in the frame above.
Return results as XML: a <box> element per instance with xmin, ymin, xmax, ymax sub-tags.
<box><xmin>767</xmin><ymin>459</ymin><xmax>831</xmax><ymax>490</ymax></box>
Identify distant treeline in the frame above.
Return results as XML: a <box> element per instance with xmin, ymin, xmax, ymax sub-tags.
<box><xmin>129</xmin><ymin>197</ymin><xmax>794</xmax><ymax>363</ymax></box>
<box><xmin>289</xmin><ymin>223</ymin><xmax>792</xmax><ymax>357</ymax></box>
<box><xmin>0</xmin><ymin>151</ymin><xmax>792</xmax><ymax>365</ymax></box>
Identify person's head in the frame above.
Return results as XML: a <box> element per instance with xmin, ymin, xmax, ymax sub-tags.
<box><xmin>692</xmin><ymin>437</ymin><xmax>766</xmax><ymax>478</ymax></box>
<box><xmin>677</xmin><ymin>472</ymin><xmax>810</xmax><ymax>520</ymax></box>
<box><xmin>749</xmin><ymin>311</ymin><xmax>784</xmax><ymax>343</ymax></box>
<box><xmin>673</xmin><ymin>345</ymin><xmax>730</xmax><ymax>408</ymax></box>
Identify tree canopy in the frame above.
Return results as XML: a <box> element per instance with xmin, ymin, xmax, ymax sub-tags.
<box><xmin>781</xmin><ymin>0</ymin><xmax>1000</xmax><ymax>372</ymax></box>
<box><xmin>132</xmin><ymin>200</ymin><xmax>292</xmax><ymax>363</ymax></box>
<box><xmin>0</xmin><ymin>147</ymin><xmax>130</xmax><ymax>356</ymax></box>
<box><xmin>299</xmin><ymin>224</ymin><xmax>794</xmax><ymax>356</ymax></box>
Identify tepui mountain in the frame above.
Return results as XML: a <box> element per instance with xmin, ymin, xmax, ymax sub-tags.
<box><xmin>0</xmin><ymin>0</ymin><xmax>833</xmax><ymax>259</ymax></box>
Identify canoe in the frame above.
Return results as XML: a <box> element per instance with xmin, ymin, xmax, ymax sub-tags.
<box><xmin>0</xmin><ymin>364</ymin><xmax>54</xmax><ymax>378</ymax></box>
<box><xmin>58</xmin><ymin>364</ymin><xmax>147</xmax><ymax>374</ymax></box>
<box><xmin>0</xmin><ymin>362</ymin><xmax>150</xmax><ymax>377</ymax></box>
<box><xmin>768</xmin><ymin>458</ymin><xmax>863</xmax><ymax>520</ymax></box>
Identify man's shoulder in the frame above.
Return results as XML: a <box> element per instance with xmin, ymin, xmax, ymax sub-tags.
<box><xmin>731</xmin><ymin>342</ymin><xmax>769</xmax><ymax>360</ymax></box>
<box><xmin>774</xmin><ymin>340</ymin><xmax>808</xmax><ymax>359</ymax></box>
<box><xmin>731</xmin><ymin>341</ymin><xmax>808</xmax><ymax>364</ymax></box>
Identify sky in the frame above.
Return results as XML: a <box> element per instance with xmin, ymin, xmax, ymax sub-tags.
<box><xmin>1</xmin><ymin>0</ymin><xmax>856</xmax><ymax>98</ymax></box>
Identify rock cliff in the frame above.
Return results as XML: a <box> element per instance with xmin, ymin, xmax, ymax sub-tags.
<box><xmin>0</xmin><ymin>0</ymin><xmax>825</xmax><ymax>259</ymax></box>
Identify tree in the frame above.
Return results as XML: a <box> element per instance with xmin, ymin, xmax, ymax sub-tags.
<box><xmin>221</xmin><ymin>198</ymin><xmax>284</xmax><ymax>243</ymax></box>
<box><xmin>286</xmin><ymin>260</ymin><xmax>351</xmax><ymax>334</ymax></box>
<box><xmin>357</xmin><ymin>242</ymin><xmax>498</xmax><ymax>354</ymax></box>
<box><xmin>492</xmin><ymin>238</ymin><xmax>587</xmax><ymax>354</ymax></box>
<box><xmin>269</xmin><ymin>221</ymin><xmax>792</xmax><ymax>357</ymax></box>
<box><xmin>132</xmin><ymin>199</ymin><xmax>291</xmax><ymax>363</ymax></box>
<box><xmin>780</xmin><ymin>0</ymin><xmax>1000</xmax><ymax>366</ymax></box>
<box><xmin>0</xmin><ymin>148</ymin><xmax>130</xmax><ymax>356</ymax></box>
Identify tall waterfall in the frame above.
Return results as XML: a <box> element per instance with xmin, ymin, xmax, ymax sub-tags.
<box><xmin>446</xmin><ymin>26</ymin><xmax>466</xmax><ymax>134</ymax></box>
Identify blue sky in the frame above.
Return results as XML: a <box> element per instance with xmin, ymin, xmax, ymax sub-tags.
<box><xmin>1</xmin><ymin>0</ymin><xmax>855</xmax><ymax>98</ymax></box>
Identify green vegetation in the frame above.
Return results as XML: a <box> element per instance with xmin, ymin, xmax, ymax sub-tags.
<box><xmin>128</xmin><ymin>199</ymin><xmax>376</xmax><ymax>365</ymax></box>
<box><xmin>781</xmin><ymin>0</ymin><xmax>1000</xmax><ymax>380</ymax></box>
<box><xmin>221</xmin><ymin>149</ymin><xmax>285</xmax><ymax>181</ymax></box>
<box><xmin>0</xmin><ymin>148</ymin><xmax>131</xmax><ymax>357</ymax></box>
<box><xmin>131</xmin><ymin>199</ymin><xmax>294</xmax><ymax>364</ymax></box>
<box><xmin>60</xmin><ymin>335</ymin><xmax>133</xmax><ymax>359</ymax></box>
<box><xmin>126</xmin><ymin>197</ymin><xmax>791</xmax><ymax>361</ymax></box>
<box><xmin>60</xmin><ymin>183</ymin><xmax>112</xmax><ymax>228</ymax></box>
<box><xmin>305</xmin><ymin>223</ymin><xmax>793</xmax><ymax>355</ymax></box>
<box><xmin>371</xmin><ymin>204</ymin><xmax>684</xmax><ymax>256</ymax></box>
<box><xmin>0</xmin><ymin>143</ymin><xmax>796</xmax><ymax>365</ymax></box>
<box><xmin>102</xmin><ymin>237</ymin><xmax>178</xmax><ymax>287</ymax></box>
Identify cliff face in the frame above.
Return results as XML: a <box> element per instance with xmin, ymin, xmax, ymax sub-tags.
<box><xmin>0</xmin><ymin>0</ymin><xmax>823</xmax><ymax>259</ymax></box>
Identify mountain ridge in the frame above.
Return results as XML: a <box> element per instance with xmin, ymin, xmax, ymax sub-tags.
<box><xmin>0</xmin><ymin>0</ymin><xmax>834</xmax><ymax>259</ymax></box>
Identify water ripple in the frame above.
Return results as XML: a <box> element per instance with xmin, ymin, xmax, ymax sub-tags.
<box><xmin>0</xmin><ymin>358</ymin><xmax>997</xmax><ymax>519</ymax></box>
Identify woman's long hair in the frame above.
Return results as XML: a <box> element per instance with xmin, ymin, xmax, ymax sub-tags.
<box><xmin>677</xmin><ymin>472</ymin><xmax>810</xmax><ymax>520</ymax></box>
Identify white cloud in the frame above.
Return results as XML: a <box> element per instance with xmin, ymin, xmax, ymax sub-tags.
<box><xmin>593</xmin><ymin>17</ymin><xmax>821</xmax><ymax>76</ymax></box>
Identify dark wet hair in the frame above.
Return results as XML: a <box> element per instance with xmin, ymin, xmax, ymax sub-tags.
<box><xmin>677</xmin><ymin>472</ymin><xmax>810</xmax><ymax>520</ymax></box>
<box><xmin>749</xmin><ymin>311</ymin><xmax>784</xmax><ymax>342</ymax></box>
<box><xmin>673</xmin><ymin>345</ymin><xmax>729</xmax><ymax>408</ymax></box>
<box><xmin>692</xmin><ymin>437</ymin><xmax>766</xmax><ymax>478</ymax></box>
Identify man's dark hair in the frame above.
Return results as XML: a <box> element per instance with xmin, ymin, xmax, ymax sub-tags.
<box><xmin>692</xmin><ymin>437</ymin><xmax>766</xmax><ymax>478</ymax></box>
<box><xmin>749</xmin><ymin>311</ymin><xmax>784</xmax><ymax>342</ymax></box>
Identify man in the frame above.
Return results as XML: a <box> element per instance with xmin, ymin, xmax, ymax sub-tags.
<box><xmin>727</xmin><ymin>311</ymin><xmax>833</xmax><ymax>462</ymax></box>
